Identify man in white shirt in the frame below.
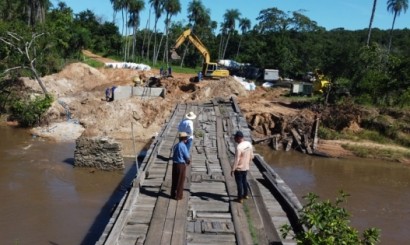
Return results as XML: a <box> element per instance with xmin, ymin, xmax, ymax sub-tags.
<box><xmin>231</xmin><ymin>130</ymin><xmax>254</xmax><ymax>203</ymax></box>
<box><xmin>178</xmin><ymin>111</ymin><xmax>196</xmax><ymax>151</ymax></box>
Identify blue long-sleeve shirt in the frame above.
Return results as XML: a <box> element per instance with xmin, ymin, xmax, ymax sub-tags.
<box><xmin>173</xmin><ymin>141</ymin><xmax>190</xmax><ymax>164</ymax></box>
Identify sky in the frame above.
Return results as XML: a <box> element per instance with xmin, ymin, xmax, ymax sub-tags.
<box><xmin>57</xmin><ymin>0</ymin><xmax>410</xmax><ymax>31</ymax></box>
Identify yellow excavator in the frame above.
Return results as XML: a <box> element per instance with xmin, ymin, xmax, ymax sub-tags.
<box><xmin>312</xmin><ymin>69</ymin><xmax>330</xmax><ymax>94</ymax></box>
<box><xmin>170</xmin><ymin>29</ymin><xmax>229</xmax><ymax>78</ymax></box>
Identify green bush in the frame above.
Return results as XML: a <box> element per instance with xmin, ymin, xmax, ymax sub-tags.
<box><xmin>318</xmin><ymin>126</ymin><xmax>341</xmax><ymax>140</ymax></box>
<box><xmin>281</xmin><ymin>192</ymin><xmax>380</xmax><ymax>245</ymax></box>
<box><xmin>10</xmin><ymin>94</ymin><xmax>54</xmax><ymax>127</ymax></box>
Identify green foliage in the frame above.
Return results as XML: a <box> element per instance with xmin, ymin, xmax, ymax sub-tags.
<box><xmin>10</xmin><ymin>94</ymin><xmax>53</xmax><ymax>127</ymax></box>
<box><xmin>318</xmin><ymin>126</ymin><xmax>342</xmax><ymax>140</ymax></box>
<box><xmin>281</xmin><ymin>192</ymin><xmax>380</xmax><ymax>245</ymax></box>
<box><xmin>82</xmin><ymin>56</ymin><xmax>104</xmax><ymax>68</ymax></box>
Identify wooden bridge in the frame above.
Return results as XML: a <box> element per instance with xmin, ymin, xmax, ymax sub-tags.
<box><xmin>96</xmin><ymin>98</ymin><xmax>303</xmax><ymax>245</ymax></box>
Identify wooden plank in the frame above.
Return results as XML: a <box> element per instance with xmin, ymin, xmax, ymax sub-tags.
<box><xmin>285</xmin><ymin>138</ymin><xmax>293</xmax><ymax>152</ymax></box>
<box><xmin>170</xmin><ymin>163</ymin><xmax>192</xmax><ymax>245</ymax></box>
<box><xmin>303</xmin><ymin>133</ymin><xmax>313</xmax><ymax>154</ymax></box>
<box><xmin>290</xmin><ymin>128</ymin><xmax>306</xmax><ymax>153</ymax></box>
<box><xmin>144</xmin><ymin>183</ymin><xmax>171</xmax><ymax>244</ymax></box>
<box><xmin>187</xmin><ymin>233</ymin><xmax>236</xmax><ymax>243</ymax></box>
<box><xmin>201</xmin><ymin>220</ymin><xmax>235</xmax><ymax>234</ymax></box>
<box><xmin>248</xmin><ymin>178</ymin><xmax>282</xmax><ymax>244</ymax></box>
<box><xmin>312</xmin><ymin>116</ymin><xmax>320</xmax><ymax>150</ymax></box>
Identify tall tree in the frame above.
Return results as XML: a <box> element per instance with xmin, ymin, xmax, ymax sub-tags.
<box><xmin>0</xmin><ymin>32</ymin><xmax>48</xmax><ymax>94</ymax></box>
<box><xmin>367</xmin><ymin>0</ymin><xmax>378</xmax><ymax>47</ymax></box>
<box><xmin>255</xmin><ymin>8</ymin><xmax>289</xmax><ymax>33</ymax></box>
<box><xmin>26</xmin><ymin>0</ymin><xmax>50</xmax><ymax>26</ymax></box>
<box><xmin>222</xmin><ymin>9</ymin><xmax>241</xmax><ymax>59</ymax></box>
<box><xmin>236</xmin><ymin>17</ymin><xmax>251</xmax><ymax>59</ymax></box>
<box><xmin>387</xmin><ymin>0</ymin><xmax>408</xmax><ymax>52</ymax></box>
<box><xmin>150</xmin><ymin>0</ymin><xmax>164</xmax><ymax>64</ymax></box>
<box><xmin>163</xmin><ymin>0</ymin><xmax>181</xmax><ymax>66</ymax></box>
<box><xmin>110</xmin><ymin>0</ymin><xmax>128</xmax><ymax>59</ymax></box>
<box><xmin>182</xmin><ymin>0</ymin><xmax>210</xmax><ymax>66</ymax></box>
<box><xmin>127</xmin><ymin>0</ymin><xmax>145</xmax><ymax>60</ymax></box>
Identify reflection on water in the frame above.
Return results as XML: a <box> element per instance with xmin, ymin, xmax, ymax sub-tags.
<box><xmin>255</xmin><ymin>145</ymin><xmax>410</xmax><ymax>245</ymax></box>
<box><xmin>0</xmin><ymin>126</ymin><xmax>144</xmax><ymax>244</ymax></box>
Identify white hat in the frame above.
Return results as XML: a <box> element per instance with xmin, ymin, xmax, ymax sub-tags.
<box><xmin>185</xmin><ymin>111</ymin><xmax>197</xmax><ymax>120</ymax></box>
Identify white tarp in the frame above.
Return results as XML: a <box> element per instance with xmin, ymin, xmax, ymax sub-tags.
<box><xmin>232</xmin><ymin>75</ymin><xmax>256</xmax><ymax>91</ymax></box>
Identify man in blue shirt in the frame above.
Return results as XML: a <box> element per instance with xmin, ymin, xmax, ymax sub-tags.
<box><xmin>171</xmin><ymin>132</ymin><xmax>191</xmax><ymax>200</ymax></box>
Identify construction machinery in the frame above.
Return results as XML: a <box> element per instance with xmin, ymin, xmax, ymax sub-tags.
<box><xmin>311</xmin><ymin>69</ymin><xmax>330</xmax><ymax>94</ymax></box>
<box><xmin>170</xmin><ymin>29</ymin><xmax>229</xmax><ymax>78</ymax></box>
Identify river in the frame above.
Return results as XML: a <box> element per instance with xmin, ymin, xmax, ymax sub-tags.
<box><xmin>255</xmin><ymin>145</ymin><xmax>410</xmax><ymax>244</ymax></box>
<box><xmin>0</xmin><ymin>125</ymin><xmax>141</xmax><ymax>245</ymax></box>
<box><xmin>1</xmin><ymin>125</ymin><xmax>409</xmax><ymax>244</ymax></box>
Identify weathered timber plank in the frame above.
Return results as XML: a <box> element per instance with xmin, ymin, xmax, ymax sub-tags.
<box><xmin>187</xmin><ymin>233</ymin><xmax>236</xmax><ymax>243</ymax></box>
<box><xmin>144</xmin><ymin>183</ymin><xmax>172</xmax><ymax>244</ymax></box>
<box><xmin>195</xmin><ymin>212</ymin><xmax>232</xmax><ymax>219</ymax></box>
<box><xmin>248</xmin><ymin>178</ymin><xmax>282</xmax><ymax>244</ymax></box>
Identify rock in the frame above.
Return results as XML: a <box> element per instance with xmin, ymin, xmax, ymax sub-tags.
<box><xmin>74</xmin><ymin>136</ymin><xmax>125</xmax><ymax>170</ymax></box>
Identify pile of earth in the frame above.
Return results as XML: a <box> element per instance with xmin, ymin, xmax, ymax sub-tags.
<box><xmin>22</xmin><ymin>62</ymin><xmax>249</xmax><ymax>154</ymax></box>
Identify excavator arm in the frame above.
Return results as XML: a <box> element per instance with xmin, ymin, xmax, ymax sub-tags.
<box><xmin>171</xmin><ymin>29</ymin><xmax>210</xmax><ymax>64</ymax></box>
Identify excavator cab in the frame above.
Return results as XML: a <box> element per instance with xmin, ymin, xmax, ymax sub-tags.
<box><xmin>202</xmin><ymin>63</ymin><xmax>229</xmax><ymax>78</ymax></box>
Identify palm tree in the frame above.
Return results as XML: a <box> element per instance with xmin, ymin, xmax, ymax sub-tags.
<box><xmin>222</xmin><ymin>9</ymin><xmax>241</xmax><ymax>59</ymax></box>
<box><xmin>367</xmin><ymin>0</ymin><xmax>378</xmax><ymax>47</ymax></box>
<box><xmin>163</xmin><ymin>0</ymin><xmax>181</xmax><ymax>66</ymax></box>
<box><xmin>149</xmin><ymin>0</ymin><xmax>164</xmax><ymax>64</ymax></box>
<box><xmin>187</xmin><ymin>0</ymin><xmax>210</xmax><ymax>29</ymax></box>
<box><xmin>182</xmin><ymin>0</ymin><xmax>210</xmax><ymax>66</ymax></box>
<box><xmin>387</xmin><ymin>0</ymin><xmax>409</xmax><ymax>52</ymax></box>
<box><xmin>110</xmin><ymin>0</ymin><xmax>128</xmax><ymax>60</ymax></box>
<box><xmin>236</xmin><ymin>18</ymin><xmax>251</xmax><ymax>59</ymax></box>
<box><xmin>127</xmin><ymin>0</ymin><xmax>145</xmax><ymax>60</ymax></box>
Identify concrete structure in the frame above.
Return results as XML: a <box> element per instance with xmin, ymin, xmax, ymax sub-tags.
<box><xmin>112</xmin><ymin>86</ymin><xmax>166</xmax><ymax>100</ymax></box>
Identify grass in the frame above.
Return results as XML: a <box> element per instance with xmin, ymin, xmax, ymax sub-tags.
<box><xmin>81</xmin><ymin>56</ymin><xmax>104</xmax><ymax>68</ymax></box>
<box><xmin>342</xmin><ymin>144</ymin><xmax>410</xmax><ymax>162</ymax></box>
<box><xmin>243</xmin><ymin>203</ymin><xmax>259</xmax><ymax>245</ymax></box>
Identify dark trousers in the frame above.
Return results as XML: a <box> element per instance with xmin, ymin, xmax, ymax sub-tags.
<box><xmin>234</xmin><ymin>170</ymin><xmax>248</xmax><ymax>198</ymax></box>
<box><xmin>171</xmin><ymin>163</ymin><xmax>187</xmax><ymax>200</ymax></box>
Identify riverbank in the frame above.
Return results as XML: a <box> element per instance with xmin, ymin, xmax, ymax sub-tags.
<box><xmin>4</xmin><ymin>52</ymin><xmax>409</xmax><ymax>163</ymax></box>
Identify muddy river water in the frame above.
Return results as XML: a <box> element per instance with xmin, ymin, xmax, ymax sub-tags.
<box><xmin>1</xmin><ymin>126</ymin><xmax>409</xmax><ymax>244</ymax></box>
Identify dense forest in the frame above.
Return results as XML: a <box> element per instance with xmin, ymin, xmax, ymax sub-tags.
<box><xmin>0</xmin><ymin>0</ymin><xmax>409</xmax><ymax>108</ymax></box>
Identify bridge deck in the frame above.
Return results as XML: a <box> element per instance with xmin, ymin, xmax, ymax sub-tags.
<box><xmin>97</xmin><ymin>98</ymin><xmax>301</xmax><ymax>245</ymax></box>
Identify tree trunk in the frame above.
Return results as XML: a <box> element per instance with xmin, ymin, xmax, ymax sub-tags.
<box><xmin>236</xmin><ymin>36</ymin><xmax>243</xmax><ymax>59</ymax></box>
<box><xmin>222</xmin><ymin>32</ymin><xmax>231</xmax><ymax>59</ymax></box>
<box><xmin>388</xmin><ymin>12</ymin><xmax>397</xmax><ymax>53</ymax></box>
<box><xmin>366</xmin><ymin>0</ymin><xmax>378</xmax><ymax>47</ymax></box>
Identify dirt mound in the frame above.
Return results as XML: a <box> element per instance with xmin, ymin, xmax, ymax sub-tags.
<box><xmin>20</xmin><ymin>62</ymin><xmax>255</xmax><ymax>154</ymax></box>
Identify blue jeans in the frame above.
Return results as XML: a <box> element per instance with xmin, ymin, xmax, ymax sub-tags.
<box><xmin>186</xmin><ymin>138</ymin><xmax>193</xmax><ymax>151</ymax></box>
<box><xmin>234</xmin><ymin>171</ymin><xmax>248</xmax><ymax>198</ymax></box>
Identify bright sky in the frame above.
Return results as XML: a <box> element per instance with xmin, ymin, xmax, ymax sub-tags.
<box><xmin>57</xmin><ymin>0</ymin><xmax>410</xmax><ymax>31</ymax></box>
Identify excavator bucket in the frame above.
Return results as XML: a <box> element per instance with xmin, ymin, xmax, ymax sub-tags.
<box><xmin>170</xmin><ymin>49</ymin><xmax>181</xmax><ymax>60</ymax></box>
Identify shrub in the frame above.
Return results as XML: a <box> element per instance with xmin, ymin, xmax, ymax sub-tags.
<box><xmin>10</xmin><ymin>94</ymin><xmax>54</xmax><ymax>127</ymax></box>
<box><xmin>281</xmin><ymin>191</ymin><xmax>380</xmax><ymax>245</ymax></box>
